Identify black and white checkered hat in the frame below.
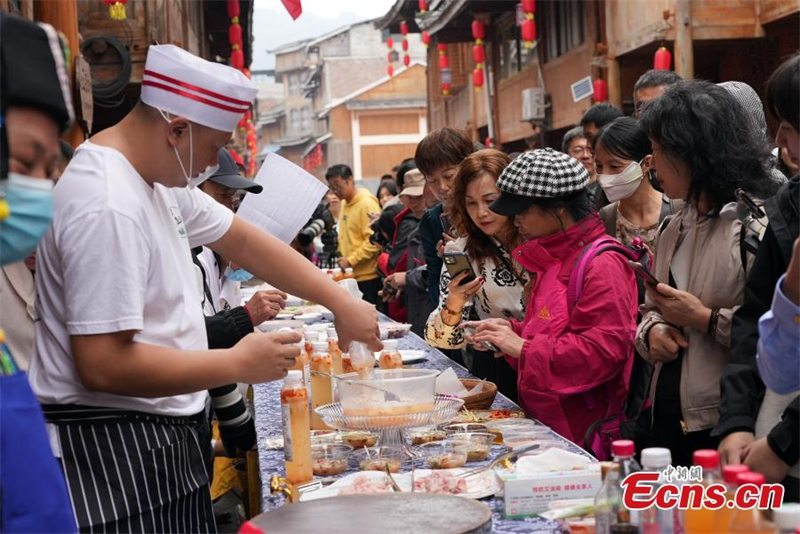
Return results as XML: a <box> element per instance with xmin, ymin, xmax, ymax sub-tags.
<box><xmin>490</xmin><ymin>148</ymin><xmax>590</xmax><ymax>216</ymax></box>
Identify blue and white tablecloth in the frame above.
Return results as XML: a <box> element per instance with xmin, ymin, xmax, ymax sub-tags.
<box><xmin>253</xmin><ymin>326</ymin><xmax>591</xmax><ymax>533</ymax></box>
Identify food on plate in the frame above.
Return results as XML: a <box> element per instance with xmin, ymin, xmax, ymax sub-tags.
<box><xmin>359</xmin><ymin>458</ymin><xmax>402</xmax><ymax>473</ymax></box>
<box><xmin>379</xmin><ymin>323</ymin><xmax>412</xmax><ymax>340</ymax></box>
<box><xmin>453</xmin><ymin>408</ymin><xmax>526</xmax><ymax>423</ymax></box>
<box><xmin>313</xmin><ymin>458</ymin><xmax>348</xmax><ymax>476</ymax></box>
<box><xmin>413</xmin><ymin>471</ymin><xmax>468</xmax><ymax>495</ymax></box>
<box><xmin>408</xmin><ymin>428</ymin><xmax>446</xmax><ymax>445</ymax></box>
<box><xmin>311</xmin><ymin>443</ymin><xmax>352</xmax><ymax>476</ymax></box>
<box><xmin>419</xmin><ymin>440</ymin><xmax>468</xmax><ymax>470</ymax></box>
<box><xmin>340</xmin><ymin>432</ymin><xmax>378</xmax><ymax>449</ymax></box>
<box><xmin>426</xmin><ymin>453</ymin><xmax>467</xmax><ymax>470</ymax></box>
<box><xmin>441</xmin><ymin>423</ymin><xmax>489</xmax><ymax>434</ymax></box>
<box><xmin>467</xmin><ymin>443</ymin><xmax>492</xmax><ymax>462</ymax></box>
<box><xmin>337</xmin><ymin>475</ymin><xmax>394</xmax><ymax>495</ymax></box>
<box><xmin>448</xmin><ymin>432</ymin><xmax>494</xmax><ymax>462</ymax></box>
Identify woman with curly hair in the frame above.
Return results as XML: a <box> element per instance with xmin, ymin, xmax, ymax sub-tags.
<box><xmin>424</xmin><ymin>149</ymin><xmax>526</xmax><ymax>399</ymax></box>
<box><xmin>635</xmin><ymin>80</ymin><xmax>780</xmax><ymax>466</ymax></box>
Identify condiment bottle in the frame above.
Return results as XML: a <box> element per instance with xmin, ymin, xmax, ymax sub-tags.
<box><xmin>729</xmin><ymin>472</ymin><xmax>774</xmax><ymax>533</ymax></box>
<box><xmin>289</xmin><ymin>339</ymin><xmax>311</xmax><ymax>401</ymax></box>
<box><xmin>341</xmin><ymin>352</ymin><xmax>354</xmax><ymax>374</ymax></box>
<box><xmin>713</xmin><ymin>464</ymin><xmax>750</xmax><ymax>533</ymax></box>
<box><xmin>610</xmin><ymin>440</ymin><xmax>640</xmax><ymax>532</ymax></box>
<box><xmin>281</xmin><ymin>370</ymin><xmax>312</xmax><ymax>485</ymax></box>
<box><xmin>309</xmin><ymin>341</ymin><xmax>332</xmax><ymax>430</ymax></box>
<box><xmin>349</xmin><ymin>341</ymin><xmax>375</xmax><ymax>379</ymax></box>
<box><xmin>684</xmin><ymin>450</ymin><xmax>723</xmax><ymax>534</ymax></box>
<box><xmin>379</xmin><ymin>339</ymin><xmax>402</xmax><ymax>370</ymax></box>
<box><xmin>640</xmin><ymin>447</ymin><xmax>675</xmax><ymax>534</ymax></box>
<box><xmin>327</xmin><ymin>327</ymin><xmax>344</xmax><ymax>375</ymax></box>
<box><xmin>303</xmin><ymin>330</ymin><xmax>320</xmax><ymax>356</ymax></box>
<box><xmin>596</xmin><ymin>463</ymin><xmax>638</xmax><ymax>534</ymax></box>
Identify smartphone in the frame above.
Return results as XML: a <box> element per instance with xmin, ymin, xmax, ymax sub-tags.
<box><xmin>444</xmin><ymin>252</ymin><xmax>477</xmax><ymax>285</ymax></box>
<box><xmin>462</xmin><ymin>325</ymin><xmax>498</xmax><ymax>352</ymax></box>
<box><xmin>439</xmin><ymin>213</ymin><xmax>453</xmax><ymax>235</ymax></box>
<box><xmin>628</xmin><ymin>260</ymin><xmax>660</xmax><ymax>286</ymax></box>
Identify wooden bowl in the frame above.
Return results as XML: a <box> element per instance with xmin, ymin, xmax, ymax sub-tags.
<box><xmin>459</xmin><ymin>378</ymin><xmax>498</xmax><ymax>410</ymax></box>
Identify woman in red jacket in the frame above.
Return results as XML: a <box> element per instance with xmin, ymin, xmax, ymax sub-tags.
<box><xmin>467</xmin><ymin>148</ymin><xmax>639</xmax><ymax>447</ymax></box>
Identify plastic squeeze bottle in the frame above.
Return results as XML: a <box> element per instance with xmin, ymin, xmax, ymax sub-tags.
<box><xmin>684</xmin><ymin>450</ymin><xmax>723</xmax><ymax>534</ymax></box>
<box><xmin>281</xmin><ymin>370</ymin><xmax>312</xmax><ymax>485</ymax></box>
<box><xmin>309</xmin><ymin>341</ymin><xmax>332</xmax><ymax>430</ymax></box>
<box><xmin>327</xmin><ymin>328</ymin><xmax>344</xmax><ymax>375</ymax></box>
<box><xmin>379</xmin><ymin>339</ymin><xmax>403</xmax><ymax>370</ymax></box>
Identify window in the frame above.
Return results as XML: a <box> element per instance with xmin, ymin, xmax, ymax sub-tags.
<box><xmin>542</xmin><ymin>0</ymin><xmax>586</xmax><ymax>61</ymax></box>
<box><xmin>301</xmin><ymin>107</ymin><xmax>311</xmax><ymax>133</ymax></box>
<box><xmin>497</xmin><ymin>14</ymin><xmax>537</xmax><ymax>80</ymax></box>
<box><xmin>288</xmin><ymin>73</ymin><xmax>301</xmax><ymax>96</ymax></box>
<box><xmin>289</xmin><ymin>109</ymin><xmax>300</xmax><ymax>134</ymax></box>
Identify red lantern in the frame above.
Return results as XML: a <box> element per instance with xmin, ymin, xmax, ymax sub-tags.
<box><xmin>471</xmin><ymin>20</ymin><xmax>485</xmax><ymax>41</ymax></box>
<box><xmin>402</xmin><ymin>38</ymin><xmax>409</xmax><ymax>52</ymax></box>
<box><xmin>400</xmin><ymin>21</ymin><xmax>409</xmax><ymax>36</ymax></box>
<box><xmin>654</xmin><ymin>46</ymin><xmax>672</xmax><ymax>70</ymax></box>
<box><xmin>485</xmin><ymin>137</ymin><xmax>493</xmax><ymax>148</ymax></box>
<box><xmin>442</xmin><ymin>83</ymin><xmax>451</xmax><ymax>96</ymax></box>
<box><xmin>473</xmin><ymin>68</ymin><xmax>484</xmax><ymax>89</ymax></box>
<box><xmin>387</xmin><ymin>37</ymin><xmax>394</xmax><ymax>49</ymax></box>
<box><xmin>473</xmin><ymin>45</ymin><xmax>485</xmax><ymax>64</ymax></box>
<box><xmin>592</xmin><ymin>79</ymin><xmax>608</xmax><ymax>102</ymax></box>
<box><xmin>231</xmin><ymin>49</ymin><xmax>244</xmax><ymax>69</ymax></box>
<box><xmin>104</xmin><ymin>0</ymin><xmax>128</xmax><ymax>21</ymax></box>
<box><xmin>421</xmin><ymin>31</ymin><xmax>430</xmax><ymax>47</ymax></box>
<box><xmin>387</xmin><ymin>64</ymin><xmax>395</xmax><ymax>77</ymax></box>
<box><xmin>521</xmin><ymin>0</ymin><xmax>535</xmax><ymax>14</ymax></box>
<box><xmin>403</xmin><ymin>55</ymin><xmax>411</xmax><ymax>67</ymax></box>
<box><xmin>387</xmin><ymin>52</ymin><xmax>394</xmax><ymax>63</ymax></box>
<box><xmin>521</xmin><ymin>19</ymin><xmax>536</xmax><ymax>48</ymax></box>
<box><xmin>229</xmin><ymin>23</ymin><xmax>242</xmax><ymax>48</ymax></box>
<box><xmin>437</xmin><ymin>43</ymin><xmax>447</xmax><ymax>53</ymax></box>
<box><xmin>419</xmin><ymin>0</ymin><xmax>428</xmax><ymax>13</ymax></box>
<box><xmin>439</xmin><ymin>54</ymin><xmax>449</xmax><ymax>70</ymax></box>
<box><xmin>227</xmin><ymin>0</ymin><xmax>240</xmax><ymax>18</ymax></box>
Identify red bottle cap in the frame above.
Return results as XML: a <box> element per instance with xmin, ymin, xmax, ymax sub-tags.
<box><xmin>611</xmin><ymin>440</ymin><xmax>635</xmax><ymax>457</ymax></box>
<box><xmin>736</xmin><ymin>471</ymin><xmax>766</xmax><ymax>487</ymax></box>
<box><xmin>722</xmin><ymin>464</ymin><xmax>749</xmax><ymax>484</ymax></box>
<box><xmin>239</xmin><ymin>521</ymin><xmax>264</xmax><ymax>534</ymax></box>
<box><xmin>692</xmin><ymin>449</ymin><xmax>720</xmax><ymax>469</ymax></box>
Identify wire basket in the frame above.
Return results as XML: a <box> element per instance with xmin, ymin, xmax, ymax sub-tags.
<box><xmin>315</xmin><ymin>395</ymin><xmax>465</xmax><ymax>431</ymax></box>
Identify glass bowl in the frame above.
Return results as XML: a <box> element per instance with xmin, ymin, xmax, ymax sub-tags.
<box><xmin>450</xmin><ymin>432</ymin><xmax>495</xmax><ymax>462</ymax></box>
<box><xmin>418</xmin><ymin>440</ymin><xmax>469</xmax><ymax>469</ymax></box>
<box><xmin>354</xmin><ymin>446</ymin><xmax>403</xmax><ymax>473</ymax></box>
<box><xmin>340</xmin><ymin>431</ymin><xmax>379</xmax><ymax>449</ymax></box>
<box><xmin>311</xmin><ymin>443</ymin><xmax>352</xmax><ymax>476</ymax></box>
<box><xmin>408</xmin><ymin>426</ymin><xmax>447</xmax><ymax>445</ymax></box>
<box><xmin>441</xmin><ymin>422</ymin><xmax>489</xmax><ymax>435</ymax></box>
<box><xmin>310</xmin><ymin>429</ymin><xmax>337</xmax><ymax>445</ymax></box>
<box><xmin>337</xmin><ymin>369</ymin><xmax>438</xmax><ymax>424</ymax></box>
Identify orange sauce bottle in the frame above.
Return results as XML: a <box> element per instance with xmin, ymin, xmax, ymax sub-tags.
<box><xmin>310</xmin><ymin>341</ymin><xmax>332</xmax><ymax>430</ymax></box>
<box><xmin>728</xmin><ymin>472</ymin><xmax>774</xmax><ymax>533</ymax></box>
<box><xmin>684</xmin><ymin>450</ymin><xmax>723</xmax><ymax>534</ymax></box>
<box><xmin>713</xmin><ymin>464</ymin><xmax>750</xmax><ymax>533</ymax></box>
<box><xmin>327</xmin><ymin>328</ymin><xmax>344</xmax><ymax>375</ymax></box>
<box><xmin>303</xmin><ymin>331</ymin><xmax>320</xmax><ymax>357</ymax></box>
<box><xmin>379</xmin><ymin>339</ymin><xmax>403</xmax><ymax>370</ymax></box>
<box><xmin>281</xmin><ymin>370</ymin><xmax>312</xmax><ymax>485</ymax></box>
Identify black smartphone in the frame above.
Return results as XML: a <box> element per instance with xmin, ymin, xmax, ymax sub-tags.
<box><xmin>628</xmin><ymin>260</ymin><xmax>660</xmax><ymax>286</ymax></box>
<box><xmin>440</xmin><ymin>212</ymin><xmax>454</xmax><ymax>236</ymax></box>
<box><xmin>462</xmin><ymin>325</ymin><xmax>498</xmax><ymax>352</ymax></box>
<box><xmin>444</xmin><ymin>252</ymin><xmax>477</xmax><ymax>285</ymax></box>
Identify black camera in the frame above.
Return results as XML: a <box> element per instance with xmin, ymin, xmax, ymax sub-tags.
<box><xmin>298</xmin><ymin>218</ymin><xmax>326</xmax><ymax>246</ymax></box>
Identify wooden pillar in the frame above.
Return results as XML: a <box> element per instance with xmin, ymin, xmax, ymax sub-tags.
<box><xmin>607</xmin><ymin>54</ymin><xmax>622</xmax><ymax>108</ymax></box>
<box><xmin>34</xmin><ymin>0</ymin><xmax>83</xmax><ymax>146</ymax></box>
<box><xmin>674</xmin><ymin>0</ymin><xmax>694</xmax><ymax>79</ymax></box>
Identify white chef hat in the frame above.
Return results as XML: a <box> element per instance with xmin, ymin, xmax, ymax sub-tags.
<box><xmin>141</xmin><ymin>44</ymin><xmax>258</xmax><ymax>133</ymax></box>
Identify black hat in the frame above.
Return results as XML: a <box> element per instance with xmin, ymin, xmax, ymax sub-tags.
<box><xmin>208</xmin><ymin>148</ymin><xmax>263</xmax><ymax>193</ymax></box>
<box><xmin>490</xmin><ymin>148</ymin><xmax>589</xmax><ymax>216</ymax></box>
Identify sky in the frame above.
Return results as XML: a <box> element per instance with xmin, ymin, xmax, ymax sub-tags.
<box><xmin>251</xmin><ymin>0</ymin><xmax>397</xmax><ymax>72</ymax></box>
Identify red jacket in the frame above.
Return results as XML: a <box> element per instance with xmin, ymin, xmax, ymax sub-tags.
<box><xmin>507</xmin><ymin>214</ymin><xmax>638</xmax><ymax>444</ymax></box>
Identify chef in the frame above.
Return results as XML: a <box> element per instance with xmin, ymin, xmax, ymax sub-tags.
<box><xmin>28</xmin><ymin>44</ymin><xmax>381</xmax><ymax>532</ymax></box>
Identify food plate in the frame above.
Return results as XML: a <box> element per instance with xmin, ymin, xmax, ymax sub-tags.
<box><xmin>379</xmin><ymin>323</ymin><xmax>412</xmax><ymax>340</ymax></box>
<box><xmin>299</xmin><ymin>468</ymin><xmax>500</xmax><ymax>502</ymax></box>
<box><xmin>452</xmin><ymin>408</ymin><xmax>527</xmax><ymax>423</ymax></box>
<box><xmin>372</xmin><ymin>350</ymin><xmax>426</xmax><ymax>364</ymax></box>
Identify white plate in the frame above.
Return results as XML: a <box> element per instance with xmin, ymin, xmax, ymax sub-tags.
<box><xmin>373</xmin><ymin>350</ymin><xmax>426</xmax><ymax>364</ymax></box>
<box><xmin>257</xmin><ymin>319</ymin><xmax>304</xmax><ymax>332</ymax></box>
<box><xmin>274</xmin><ymin>313</ymin><xmax>294</xmax><ymax>321</ymax></box>
<box><xmin>300</xmin><ymin>468</ymin><xmax>500</xmax><ymax>502</ymax></box>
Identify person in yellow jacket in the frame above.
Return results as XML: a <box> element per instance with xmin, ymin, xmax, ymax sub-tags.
<box><xmin>326</xmin><ymin>164</ymin><xmax>382</xmax><ymax>304</ymax></box>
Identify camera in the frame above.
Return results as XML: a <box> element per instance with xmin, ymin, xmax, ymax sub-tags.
<box><xmin>298</xmin><ymin>218</ymin><xmax>326</xmax><ymax>246</ymax></box>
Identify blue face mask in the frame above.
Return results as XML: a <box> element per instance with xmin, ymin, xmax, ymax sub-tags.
<box><xmin>0</xmin><ymin>173</ymin><xmax>54</xmax><ymax>266</ymax></box>
<box><xmin>225</xmin><ymin>266</ymin><xmax>254</xmax><ymax>283</ymax></box>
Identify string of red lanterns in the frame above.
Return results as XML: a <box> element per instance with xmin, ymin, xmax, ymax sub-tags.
<box><xmin>418</xmin><ymin>0</ymin><xmax>428</xmax><ymax>14</ymax></box>
<box><xmin>400</xmin><ymin>21</ymin><xmax>411</xmax><ymax>67</ymax></box>
<box><xmin>520</xmin><ymin>0</ymin><xmax>536</xmax><ymax>48</ymax></box>
<box><xmin>438</xmin><ymin>43</ymin><xmax>451</xmax><ymax>96</ymax></box>
<box><xmin>654</xmin><ymin>46</ymin><xmax>672</xmax><ymax>70</ymax></box>
<box><xmin>386</xmin><ymin>36</ymin><xmax>395</xmax><ymax>77</ymax></box>
<box><xmin>472</xmin><ymin>19</ymin><xmax>485</xmax><ymax>91</ymax></box>
<box><xmin>592</xmin><ymin>79</ymin><xmax>608</xmax><ymax>102</ymax></box>
<box><xmin>421</xmin><ymin>31</ymin><xmax>430</xmax><ymax>48</ymax></box>
<box><xmin>226</xmin><ymin>0</ymin><xmax>258</xmax><ymax>176</ymax></box>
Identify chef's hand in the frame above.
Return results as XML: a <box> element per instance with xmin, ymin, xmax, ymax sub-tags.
<box><xmin>463</xmin><ymin>319</ymin><xmax>523</xmax><ymax>359</ymax></box>
<box><xmin>338</xmin><ymin>257</ymin><xmax>351</xmax><ymax>270</ymax></box>
<box><xmin>231</xmin><ymin>330</ymin><xmax>301</xmax><ymax>383</ymax></box>
<box><xmin>245</xmin><ymin>290</ymin><xmax>287</xmax><ymax>324</ymax></box>
<box><xmin>743</xmin><ymin>437</ymin><xmax>792</xmax><ymax>483</ymax></box>
<box><xmin>646</xmin><ymin>323</ymin><xmax>688</xmax><ymax>363</ymax></box>
<box><xmin>718</xmin><ymin>431</ymin><xmax>754</xmax><ymax>466</ymax></box>
<box><xmin>646</xmin><ymin>283</ymin><xmax>712</xmax><ymax>332</ymax></box>
<box><xmin>333</xmin><ymin>298</ymin><xmax>383</xmax><ymax>353</ymax></box>
<box><xmin>445</xmin><ymin>272</ymin><xmax>484</xmax><ymax>311</ymax></box>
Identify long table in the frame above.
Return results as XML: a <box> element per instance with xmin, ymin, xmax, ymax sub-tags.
<box><xmin>253</xmin><ymin>329</ymin><xmax>589</xmax><ymax>533</ymax></box>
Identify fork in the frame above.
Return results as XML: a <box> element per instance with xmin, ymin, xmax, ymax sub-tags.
<box><xmin>460</xmin><ymin>443</ymin><xmax>541</xmax><ymax>479</ymax></box>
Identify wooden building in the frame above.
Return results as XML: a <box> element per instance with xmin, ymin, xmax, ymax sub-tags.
<box><xmin>377</xmin><ymin>0</ymin><xmax>799</xmax><ymax>151</ymax></box>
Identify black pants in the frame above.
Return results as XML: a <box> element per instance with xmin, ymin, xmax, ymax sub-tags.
<box><xmin>357</xmin><ymin>278</ymin><xmax>382</xmax><ymax>306</ymax></box>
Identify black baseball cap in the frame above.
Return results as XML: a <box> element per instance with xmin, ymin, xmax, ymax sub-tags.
<box><xmin>208</xmin><ymin>148</ymin><xmax>263</xmax><ymax>193</ymax></box>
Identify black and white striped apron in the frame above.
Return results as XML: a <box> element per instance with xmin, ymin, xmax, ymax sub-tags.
<box><xmin>42</xmin><ymin>405</ymin><xmax>217</xmax><ymax>534</ymax></box>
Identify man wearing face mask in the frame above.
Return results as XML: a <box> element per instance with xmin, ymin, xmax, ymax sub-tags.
<box><xmin>0</xmin><ymin>12</ymin><xmax>78</xmax><ymax>533</ymax></box>
<box><xmin>28</xmin><ymin>44</ymin><xmax>382</xmax><ymax>532</ymax></box>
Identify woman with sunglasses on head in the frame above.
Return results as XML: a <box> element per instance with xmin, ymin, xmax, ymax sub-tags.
<box><xmin>424</xmin><ymin>149</ymin><xmax>526</xmax><ymax>400</ymax></box>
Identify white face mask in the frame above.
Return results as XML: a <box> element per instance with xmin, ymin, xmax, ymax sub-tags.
<box><xmin>597</xmin><ymin>160</ymin><xmax>645</xmax><ymax>202</ymax></box>
<box><xmin>159</xmin><ymin>109</ymin><xmax>219</xmax><ymax>188</ymax></box>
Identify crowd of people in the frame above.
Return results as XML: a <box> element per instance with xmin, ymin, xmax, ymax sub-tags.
<box><xmin>0</xmin><ymin>7</ymin><xmax>798</xmax><ymax>532</ymax></box>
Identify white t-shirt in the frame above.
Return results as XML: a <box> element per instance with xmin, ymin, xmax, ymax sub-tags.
<box><xmin>29</xmin><ymin>142</ymin><xmax>234</xmax><ymax>416</ymax></box>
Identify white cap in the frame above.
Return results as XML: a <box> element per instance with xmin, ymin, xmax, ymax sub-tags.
<box><xmin>640</xmin><ymin>447</ymin><xmax>672</xmax><ymax>469</ymax></box>
<box><xmin>141</xmin><ymin>44</ymin><xmax>258</xmax><ymax>132</ymax></box>
<box><xmin>774</xmin><ymin>504</ymin><xmax>800</xmax><ymax>530</ymax></box>
<box><xmin>382</xmin><ymin>339</ymin><xmax>399</xmax><ymax>351</ymax></box>
<box><xmin>311</xmin><ymin>341</ymin><xmax>329</xmax><ymax>353</ymax></box>
<box><xmin>327</xmin><ymin>328</ymin><xmax>338</xmax><ymax>339</ymax></box>
<box><xmin>304</xmin><ymin>331</ymin><xmax>320</xmax><ymax>341</ymax></box>
<box><xmin>285</xmin><ymin>370</ymin><xmax>303</xmax><ymax>382</ymax></box>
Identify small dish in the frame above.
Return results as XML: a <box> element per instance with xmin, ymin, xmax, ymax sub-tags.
<box><xmin>408</xmin><ymin>426</ymin><xmax>447</xmax><ymax>445</ymax></box>
<box><xmin>355</xmin><ymin>446</ymin><xmax>403</xmax><ymax>473</ymax></box>
<box><xmin>311</xmin><ymin>443</ymin><xmax>352</xmax><ymax>476</ymax></box>
<box><xmin>310</xmin><ymin>429</ymin><xmax>337</xmax><ymax>444</ymax></box>
<box><xmin>419</xmin><ymin>440</ymin><xmax>469</xmax><ymax>470</ymax></box>
<box><xmin>441</xmin><ymin>422</ymin><xmax>489</xmax><ymax>435</ymax></box>
<box><xmin>450</xmin><ymin>432</ymin><xmax>494</xmax><ymax>462</ymax></box>
<box><xmin>340</xmin><ymin>431</ymin><xmax>379</xmax><ymax>449</ymax></box>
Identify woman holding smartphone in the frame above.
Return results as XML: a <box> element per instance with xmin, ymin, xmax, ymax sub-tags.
<box><xmin>424</xmin><ymin>149</ymin><xmax>527</xmax><ymax>400</ymax></box>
